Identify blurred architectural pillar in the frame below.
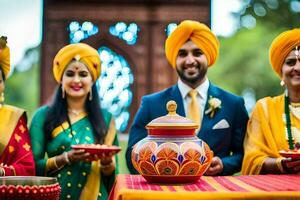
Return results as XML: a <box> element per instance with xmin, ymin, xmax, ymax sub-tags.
<box><xmin>42</xmin><ymin>0</ymin><xmax>210</xmax><ymax>131</ymax></box>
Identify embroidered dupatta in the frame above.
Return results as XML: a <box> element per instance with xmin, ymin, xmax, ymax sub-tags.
<box><xmin>30</xmin><ymin>106</ymin><xmax>118</xmax><ymax>199</ymax></box>
<box><xmin>0</xmin><ymin>105</ymin><xmax>35</xmax><ymax>176</ymax></box>
<box><xmin>242</xmin><ymin>95</ymin><xmax>289</xmax><ymax>175</ymax></box>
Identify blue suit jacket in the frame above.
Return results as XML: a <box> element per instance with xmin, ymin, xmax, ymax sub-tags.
<box><xmin>126</xmin><ymin>83</ymin><xmax>249</xmax><ymax>175</ymax></box>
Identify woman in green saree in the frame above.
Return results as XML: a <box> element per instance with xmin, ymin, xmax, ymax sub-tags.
<box><xmin>30</xmin><ymin>43</ymin><xmax>119</xmax><ymax>200</ymax></box>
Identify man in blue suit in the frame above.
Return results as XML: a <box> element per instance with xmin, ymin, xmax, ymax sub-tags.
<box><xmin>126</xmin><ymin>20</ymin><xmax>248</xmax><ymax>175</ymax></box>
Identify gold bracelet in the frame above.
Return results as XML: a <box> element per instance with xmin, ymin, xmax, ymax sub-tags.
<box><xmin>53</xmin><ymin>157</ymin><xmax>59</xmax><ymax>169</ymax></box>
<box><xmin>276</xmin><ymin>157</ymin><xmax>285</xmax><ymax>173</ymax></box>
<box><xmin>0</xmin><ymin>167</ymin><xmax>5</xmax><ymax>176</ymax></box>
<box><xmin>63</xmin><ymin>152</ymin><xmax>71</xmax><ymax>164</ymax></box>
<box><xmin>9</xmin><ymin>165</ymin><xmax>16</xmax><ymax>176</ymax></box>
<box><xmin>46</xmin><ymin>157</ymin><xmax>58</xmax><ymax>172</ymax></box>
<box><xmin>55</xmin><ymin>155</ymin><xmax>66</xmax><ymax>171</ymax></box>
<box><xmin>46</xmin><ymin>156</ymin><xmax>66</xmax><ymax>173</ymax></box>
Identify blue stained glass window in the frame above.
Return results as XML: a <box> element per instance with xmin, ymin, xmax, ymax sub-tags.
<box><xmin>166</xmin><ymin>23</ymin><xmax>178</xmax><ymax>36</ymax></box>
<box><xmin>69</xmin><ymin>21</ymin><xmax>99</xmax><ymax>43</ymax></box>
<box><xmin>97</xmin><ymin>46</ymin><xmax>134</xmax><ymax>132</ymax></box>
<box><xmin>67</xmin><ymin>22</ymin><xmax>134</xmax><ymax>132</ymax></box>
<box><xmin>109</xmin><ymin>22</ymin><xmax>140</xmax><ymax>45</ymax></box>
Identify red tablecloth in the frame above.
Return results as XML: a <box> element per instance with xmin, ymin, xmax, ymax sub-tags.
<box><xmin>109</xmin><ymin>174</ymin><xmax>300</xmax><ymax>200</ymax></box>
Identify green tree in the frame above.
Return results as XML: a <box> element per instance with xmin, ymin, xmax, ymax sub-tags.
<box><xmin>209</xmin><ymin>0</ymin><xmax>300</xmax><ymax>103</ymax></box>
<box><xmin>209</xmin><ymin>22</ymin><xmax>285</xmax><ymax>99</ymax></box>
<box><xmin>4</xmin><ymin>46</ymin><xmax>39</xmax><ymax>120</ymax></box>
<box><xmin>239</xmin><ymin>0</ymin><xmax>300</xmax><ymax>30</ymax></box>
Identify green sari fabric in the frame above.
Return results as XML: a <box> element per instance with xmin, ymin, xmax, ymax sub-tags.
<box><xmin>30</xmin><ymin>106</ymin><xmax>119</xmax><ymax>200</ymax></box>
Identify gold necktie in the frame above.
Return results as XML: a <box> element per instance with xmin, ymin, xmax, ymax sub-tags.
<box><xmin>188</xmin><ymin>89</ymin><xmax>201</xmax><ymax>128</ymax></box>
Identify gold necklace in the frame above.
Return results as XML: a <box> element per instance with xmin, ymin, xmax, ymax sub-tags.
<box><xmin>68</xmin><ymin>109</ymin><xmax>84</xmax><ymax>116</ymax></box>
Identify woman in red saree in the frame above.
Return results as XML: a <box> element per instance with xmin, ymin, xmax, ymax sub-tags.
<box><xmin>0</xmin><ymin>36</ymin><xmax>35</xmax><ymax>176</ymax></box>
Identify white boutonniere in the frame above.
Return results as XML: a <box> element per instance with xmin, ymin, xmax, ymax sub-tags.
<box><xmin>205</xmin><ymin>96</ymin><xmax>222</xmax><ymax>118</ymax></box>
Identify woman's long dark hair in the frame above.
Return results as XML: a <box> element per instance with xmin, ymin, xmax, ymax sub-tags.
<box><xmin>43</xmin><ymin>84</ymin><xmax>108</xmax><ymax>143</ymax></box>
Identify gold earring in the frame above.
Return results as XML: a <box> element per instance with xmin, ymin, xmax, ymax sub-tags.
<box><xmin>295</xmin><ymin>46</ymin><xmax>299</xmax><ymax>58</ymax></box>
<box><xmin>89</xmin><ymin>90</ymin><xmax>93</xmax><ymax>101</ymax></box>
<box><xmin>0</xmin><ymin>92</ymin><xmax>4</xmax><ymax>108</ymax></box>
<box><xmin>62</xmin><ymin>87</ymin><xmax>65</xmax><ymax>99</ymax></box>
<box><xmin>280</xmin><ymin>80</ymin><xmax>285</xmax><ymax>87</ymax></box>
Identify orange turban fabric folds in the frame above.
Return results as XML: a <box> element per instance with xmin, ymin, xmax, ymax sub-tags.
<box><xmin>269</xmin><ymin>28</ymin><xmax>300</xmax><ymax>77</ymax></box>
<box><xmin>0</xmin><ymin>45</ymin><xmax>10</xmax><ymax>79</ymax></box>
<box><xmin>165</xmin><ymin>20</ymin><xmax>220</xmax><ymax>68</ymax></box>
<box><xmin>53</xmin><ymin>43</ymin><xmax>101</xmax><ymax>82</ymax></box>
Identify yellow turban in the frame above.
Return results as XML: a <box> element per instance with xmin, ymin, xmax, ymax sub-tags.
<box><xmin>53</xmin><ymin>43</ymin><xmax>101</xmax><ymax>82</ymax></box>
<box><xmin>165</xmin><ymin>20</ymin><xmax>219</xmax><ymax>68</ymax></box>
<box><xmin>0</xmin><ymin>45</ymin><xmax>10</xmax><ymax>79</ymax></box>
<box><xmin>269</xmin><ymin>28</ymin><xmax>300</xmax><ymax>77</ymax></box>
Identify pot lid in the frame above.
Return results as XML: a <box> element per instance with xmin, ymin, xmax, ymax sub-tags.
<box><xmin>146</xmin><ymin>100</ymin><xmax>199</xmax><ymax>129</ymax></box>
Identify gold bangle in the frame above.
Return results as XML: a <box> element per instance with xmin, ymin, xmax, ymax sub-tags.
<box><xmin>9</xmin><ymin>165</ymin><xmax>16</xmax><ymax>176</ymax></box>
<box><xmin>53</xmin><ymin>157</ymin><xmax>59</xmax><ymax>169</ymax></box>
<box><xmin>276</xmin><ymin>157</ymin><xmax>285</xmax><ymax>173</ymax></box>
<box><xmin>46</xmin><ymin>157</ymin><xmax>58</xmax><ymax>172</ymax></box>
<box><xmin>0</xmin><ymin>167</ymin><xmax>5</xmax><ymax>176</ymax></box>
<box><xmin>64</xmin><ymin>152</ymin><xmax>71</xmax><ymax>164</ymax></box>
<box><xmin>46</xmin><ymin>156</ymin><xmax>64</xmax><ymax>172</ymax></box>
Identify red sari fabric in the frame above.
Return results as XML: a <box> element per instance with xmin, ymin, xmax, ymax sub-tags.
<box><xmin>0</xmin><ymin>114</ymin><xmax>35</xmax><ymax>176</ymax></box>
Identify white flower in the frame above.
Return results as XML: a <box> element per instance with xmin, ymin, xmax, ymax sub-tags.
<box><xmin>205</xmin><ymin>96</ymin><xmax>222</xmax><ymax>118</ymax></box>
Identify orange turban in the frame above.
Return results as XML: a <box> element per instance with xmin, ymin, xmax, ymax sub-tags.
<box><xmin>0</xmin><ymin>44</ymin><xmax>10</xmax><ymax>79</ymax></box>
<box><xmin>53</xmin><ymin>43</ymin><xmax>101</xmax><ymax>83</ymax></box>
<box><xmin>269</xmin><ymin>28</ymin><xmax>300</xmax><ymax>77</ymax></box>
<box><xmin>165</xmin><ymin>20</ymin><xmax>219</xmax><ymax>68</ymax></box>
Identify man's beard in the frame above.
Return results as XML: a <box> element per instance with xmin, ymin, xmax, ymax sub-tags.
<box><xmin>176</xmin><ymin>64</ymin><xmax>207</xmax><ymax>85</ymax></box>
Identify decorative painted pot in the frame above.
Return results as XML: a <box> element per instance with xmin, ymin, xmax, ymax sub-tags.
<box><xmin>131</xmin><ymin>101</ymin><xmax>213</xmax><ymax>183</ymax></box>
<box><xmin>0</xmin><ymin>176</ymin><xmax>60</xmax><ymax>200</ymax></box>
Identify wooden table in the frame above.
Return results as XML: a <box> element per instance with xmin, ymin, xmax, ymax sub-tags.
<box><xmin>108</xmin><ymin>174</ymin><xmax>300</xmax><ymax>200</ymax></box>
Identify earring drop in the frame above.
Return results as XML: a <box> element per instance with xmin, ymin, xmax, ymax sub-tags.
<box><xmin>89</xmin><ymin>90</ymin><xmax>93</xmax><ymax>101</ymax></box>
<box><xmin>0</xmin><ymin>92</ymin><xmax>4</xmax><ymax>108</ymax></box>
<box><xmin>280</xmin><ymin>80</ymin><xmax>285</xmax><ymax>86</ymax></box>
<box><xmin>62</xmin><ymin>87</ymin><xmax>65</xmax><ymax>99</ymax></box>
<box><xmin>295</xmin><ymin>46</ymin><xmax>299</xmax><ymax>59</ymax></box>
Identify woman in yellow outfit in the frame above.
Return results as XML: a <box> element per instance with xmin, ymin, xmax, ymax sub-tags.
<box><xmin>242</xmin><ymin>29</ymin><xmax>300</xmax><ymax>175</ymax></box>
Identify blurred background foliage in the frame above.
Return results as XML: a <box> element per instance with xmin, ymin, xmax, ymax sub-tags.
<box><xmin>4</xmin><ymin>0</ymin><xmax>300</xmax><ymax>119</ymax></box>
<box><xmin>209</xmin><ymin>0</ymin><xmax>300</xmax><ymax>112</ymax></box>
<box><xmin>4</xmin><ymin>46</ymin><xmax>40</xmax><ymax>120</ymax></box>
<box><xmin>209</xmin><ymin>22</ymin><xmax>283</xmax><ymax>98</ymax></box>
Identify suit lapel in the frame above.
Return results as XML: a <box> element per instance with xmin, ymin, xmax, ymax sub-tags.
<box><xmin>170</xmin><ymin>82</ymin><xmax>222</xmax><ymax>136</ymax></box>
<box><xmin>198</xmin><ymin>82</ymin><xmax>221</xmax><ymax>135</ymax></box>
<box><xmin>170</xmin><ymin>85</ymin><xmax>185</xmax><ymax>117</ymax></box>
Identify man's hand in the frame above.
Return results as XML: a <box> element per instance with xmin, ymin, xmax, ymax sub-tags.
<box><xmin>204</xmin><ymin>156</ymin><xmax>223</xmax><ymax>176</ymax></box>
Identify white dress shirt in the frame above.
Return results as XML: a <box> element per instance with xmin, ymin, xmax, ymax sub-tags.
<box><xmin>177</xmin><ymin>78</ymin><xmax>209</xmax><ymax>118</ymax></box>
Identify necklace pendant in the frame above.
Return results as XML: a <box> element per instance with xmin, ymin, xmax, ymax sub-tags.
<box><xmin>68</xmin><ymin>109</ymin><xmax>83</xmax><ymax>116</ymax></box>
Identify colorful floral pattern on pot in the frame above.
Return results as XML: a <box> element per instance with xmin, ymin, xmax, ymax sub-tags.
<box><xmin>131</xmin><ymin>100</ymin><xmax>213</xmax><ymax>183</ymax></box>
